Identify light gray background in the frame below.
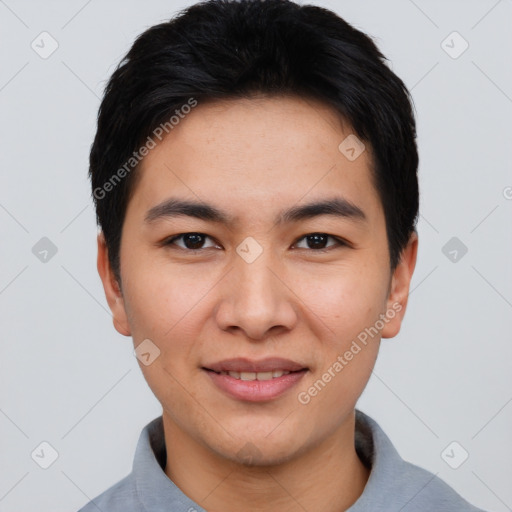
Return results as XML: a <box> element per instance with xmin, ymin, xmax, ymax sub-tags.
<box><xmin>1</xmin><ymin>1</ymin><xmax>511</xmax><ymax>511</ymax></box>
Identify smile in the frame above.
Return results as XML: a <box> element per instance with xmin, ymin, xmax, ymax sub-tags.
<box><xmin>205</xmin><ymin>369</ymin><xmax>307</xmax><ymax>402</ymax></box>
<box><xmin>214</xmin><ymin>370</ymin><xmax>292</xmax><ymax>381</ymax></box>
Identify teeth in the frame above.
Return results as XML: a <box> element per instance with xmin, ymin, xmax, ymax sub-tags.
<box><xmin>256</xmin><ymin>371</ymin><xmax>273</xmax><ymax>381</ymax></box>
<box><xmin>222</xmin><ymin>370</ymin><xmax>291</xmax><ymax>381</ymax></box>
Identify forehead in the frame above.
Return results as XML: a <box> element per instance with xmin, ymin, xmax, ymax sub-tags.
<box><xmin>127</xmin><ymin>96</ymin><xmax>384</xmax><ymax>227</ymax></box>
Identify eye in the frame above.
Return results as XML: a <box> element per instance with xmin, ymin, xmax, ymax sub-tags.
<box><xmin>163</xmin><ymin>232</ymin><xmax>220</xmax><ymax>251</ymax></box>
<box><xmin>293</xmin><ymin>233</ymin><xmax>347</xmax><ymax>251</ymax></box>
<box><xmin>162</xmin><ymin>232</ymin><xmax>347</xmax><ymax>252</ymax></box>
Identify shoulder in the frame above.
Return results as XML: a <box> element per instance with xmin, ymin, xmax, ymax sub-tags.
<box><xmin>352</xmin><ymin>410</ymin><xmax>489</xmax><ymax>512</ymax></box>
<box><xmin>76</xmin><ymin>473</ymin><xmax>140</xmax><ymax>512</ymax></box>
<box><xmin>395</xmin><ymin>458</ymin><xmax>488</xmax><ymax>512</ymax></box>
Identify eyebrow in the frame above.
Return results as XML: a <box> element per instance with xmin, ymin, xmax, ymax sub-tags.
<box><xmin>144</xmin><ymin>196</ymin><xmax>367</xmax><ymax>226</ymax></box>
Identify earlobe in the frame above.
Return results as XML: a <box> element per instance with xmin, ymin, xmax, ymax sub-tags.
<box><xmin>381</xmin><ymin>231</ymin><xmax>419</xmax><ymax>339</ymax></box>
<box><xmin>96</xmin><ymin>232</ymin><xmax>131</xmax><ymax>337</ymax></box>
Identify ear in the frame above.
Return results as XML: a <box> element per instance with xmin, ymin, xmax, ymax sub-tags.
<box><xmin>381</xmin><ymin>230</ymin><xmax>418</xmax><ymax>339</ymax></box>
<box><xmin>96</xmin><ymin>232</ymin><xmax>131</xmax><ymax>337</ymax></box>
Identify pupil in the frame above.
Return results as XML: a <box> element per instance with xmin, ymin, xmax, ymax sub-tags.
<box><xmin>181</xmin><ymin>234</ymin><xmax>328</xmax><ymax>250</ymax></box>
<box><xmin>184</xmin><ymin>233</ymin><xmax>204</xmax><ymax>249</ymax></box>
<box><xmin>308</xmin><ymin>234</ymin><xmax>327</xmax><ymax>249</ymax></box>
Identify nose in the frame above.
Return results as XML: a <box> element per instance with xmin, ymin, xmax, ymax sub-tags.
<box><xmin>214</xmin><ymin>245</ymin><xmax>298</xmax><ymax>341</ymax></box>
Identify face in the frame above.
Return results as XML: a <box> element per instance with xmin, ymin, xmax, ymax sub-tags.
<box><xmin>98</xmin><ymin>95</ymin><xmax>417</xmax><ymax>465</ymax></box>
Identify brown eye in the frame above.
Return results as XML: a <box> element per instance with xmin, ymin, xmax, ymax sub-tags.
<box><xmin>294</xmin><ymin>233</ymin><xmax>345</xmax><ymax>251</ymax></box>
<box><xmin>165</xmin><ymin>233</ymin><xmax>218</xmax><ymax>250</ymax></box>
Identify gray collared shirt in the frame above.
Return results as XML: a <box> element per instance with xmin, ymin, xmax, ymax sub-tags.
<box><xmin>77</xmin><ymin>409</ymin><xmax>487</xmax><ymax>511</ymax></box>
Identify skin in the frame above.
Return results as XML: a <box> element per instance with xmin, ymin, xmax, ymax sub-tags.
<box><xmin>97</xmin><ymin>95</ymin><xmax>418</xmax><ymax>512</ymax></box>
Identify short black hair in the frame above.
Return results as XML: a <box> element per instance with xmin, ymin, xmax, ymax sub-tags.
<box><xmin>89</xmin><ymin>0</ymin><xmax>419</xmax><ymax>283</ymax></box>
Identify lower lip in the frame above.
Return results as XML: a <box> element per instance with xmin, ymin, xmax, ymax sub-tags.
<box><xmin>205</xmin><ymin>370</ymin><xmax>307</xmax><ymax>402</ymax></box>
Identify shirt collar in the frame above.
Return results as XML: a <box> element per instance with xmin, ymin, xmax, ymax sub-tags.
<box><xmin>132</xmin><ymin>409</ymin><xmax>406</xmax><ymax>511</ymax></box>
<box><xmin>133</xmin><ymin>415</ymin><xmax>206</xmax><ymax>511</ymax></box>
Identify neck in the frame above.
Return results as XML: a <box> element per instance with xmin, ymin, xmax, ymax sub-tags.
<box><xmin>163</xmin><ymin>410</ymin><xmax>370</xmax><ymax>512</ymax></box>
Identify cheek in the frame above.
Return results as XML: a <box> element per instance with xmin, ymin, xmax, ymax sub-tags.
<box><xmin>122</xmin><ymin>257</ymin><xmax>212</xmax><ymax>340</ymax></box>
<box><xmin>121</xmin><ymin>267</ymin><xmax>210</xmax><ymax>417</ymax></box>
<box><xmin>296</xmin><ymin>261</ymin><xmax>389</xmax><ymax>342</ymax></box>
<box><xmin>121</xmin><ymin>261</ymin><xmax>223</xmax><ymax>395</ymax></box>
<box><xmin>294</xmin><ymin>270</ymin><xmax>384</xmax><ymax>428</ymax></box>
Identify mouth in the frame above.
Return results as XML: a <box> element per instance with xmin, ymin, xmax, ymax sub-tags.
<box><xmin>203</xmin><ymin>357</ymin><xmax>307</xmax><ymax>374</ymax></box>
<box><xmin>202</xmin><ymin>358</ymin><xmax>309</xmax><ymax>402</ymax></box>
<box><xmin>205</xmin><ymin>369</ymin><xmax>300</xmax><ymax>381</ymax></box>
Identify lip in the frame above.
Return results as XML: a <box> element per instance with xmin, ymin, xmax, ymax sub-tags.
<box><xmin>204</xmin><ymin>357</ymin><xmax>306</xmax><ymax>373</ymax></box>
<box><xmin>205</xmin><ymin>369</ymin><xmax>307</xmax><ymax>402</ymax></box>
<box><xmin>203</xmin><ymin>358</ymin><xmax>308</xmax><ymax>402</ymax></box>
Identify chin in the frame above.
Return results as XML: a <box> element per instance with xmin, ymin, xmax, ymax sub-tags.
<box><xmin>210</xmin><ymin>428</ymin><xmax>310</xmax><ymax>468</ymax></box>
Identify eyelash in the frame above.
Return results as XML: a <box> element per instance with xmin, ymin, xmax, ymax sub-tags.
<box><xmin>162</xmin><ymin>232</ymin><xmax>348</xmax><ymax>253</ymax></box>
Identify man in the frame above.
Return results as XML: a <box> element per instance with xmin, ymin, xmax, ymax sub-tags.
<box><xmin>80</xmin><ymin>0</ymin><xmax>486</xmax><ymax>510</ymax></box>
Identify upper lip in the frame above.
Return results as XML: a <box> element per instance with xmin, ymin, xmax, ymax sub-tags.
<box><xmin>204</xmin><ymin>357</ymin><xmax>307</xmax><ymax>373</ymax></box>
